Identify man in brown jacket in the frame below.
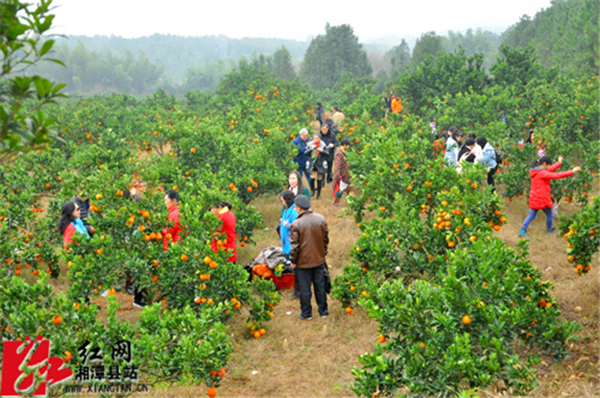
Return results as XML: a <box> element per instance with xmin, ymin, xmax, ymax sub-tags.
<box><xmin>290</xmin><ymin>195</ymin><xmax>329</xmax><ymax>320</ymax></box>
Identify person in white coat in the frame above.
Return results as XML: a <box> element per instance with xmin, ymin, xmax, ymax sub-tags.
<box><xmin>444</xmin><ymin>130</ymin><xmax>463</xmax><ymax>168</ymax></box>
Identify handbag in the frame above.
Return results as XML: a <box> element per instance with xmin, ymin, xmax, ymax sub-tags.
<box><xmin>323</xmin><ymin>263</ymin><xmax>331</xmax><ymax>294</ymax></box>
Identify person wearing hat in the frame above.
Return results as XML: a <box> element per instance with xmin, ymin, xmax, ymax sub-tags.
<box><xmin>289</xmin><ymin>195</ymin><xmax>329</xmax><ymax>320</ymax></box>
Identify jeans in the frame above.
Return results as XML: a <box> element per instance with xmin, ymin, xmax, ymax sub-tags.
<box><xmin>297</xmin><ymin>165</ymin><xmax>312</xmax><ymax>186</ymax></box>
<box><xmin>520</xmin><ymin>206</ymin><xmax>553</xmax><ymax>232</ymax></box>
<box><xmin>296</xmin><ymin>264</ymin><xmax>328</xmax><ymax>318</ymax></box>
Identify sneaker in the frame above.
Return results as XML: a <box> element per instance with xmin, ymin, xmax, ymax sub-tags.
<box><xmin>518</xmin><ymin>230</ymin><xmax>528</xmax><ymax>238</ymax></box>
<box><xmin>320</xmin><ymin>313</ymin><xmax>328</xmax><ymax>319</ymax></box>
<box><xmin>133</xmin><ymin>298</ymin><xmax>147</xmax><ymax>309</ymax></box>
<box><xmin>547</xmin><ymin>229</ymin><xmax>557</xmax><ymax>235</ymax></box>
<box><xmin>288</xmin><ymin>293</ymin><xmax>299</xmax><ymax>300</ymax></box>
<box><xmin>125</xmin><ymin>284</ymin><xmax>135</xmax><ymax>295</ymax></box>
<box><xmin>296</xmin><ymin>314</ymin><xmax>312</xmax><ymax>321</ymax></box>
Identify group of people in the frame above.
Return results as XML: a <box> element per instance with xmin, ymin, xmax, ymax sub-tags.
<box><xmin>440</xmin><ymin>127</ymin><xmax>499</xmax><ymax>191</ymax></box>
<box><xmin>278</xmin><ymin>184</ymin><xmax>329</xmax><ymax>320</ymax></box>
<box><xmin>292</xmin><ymin>122</ymin><xmax>352</xmax><ymax>205</ymax></box>
<box><xmin>58</xmin><ymin>187</ymin><xmax>237</xmax><ymax>308</ymax></box>
<box><xmin>55</xmin><ymin>101</ymin><xmax>583</xmax><ymax>321</ymax></box>
<box><xmin>383</xmin><ymin>91</ymin><xmax>403</xmax><ymax>114</ymax></box>
<box><xmin>435</xmin><ymin>124</ymin><xmax>582</xmax><ymax>237</ymax></box>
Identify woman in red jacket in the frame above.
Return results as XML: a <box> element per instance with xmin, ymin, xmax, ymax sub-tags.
<box><xmin>211</xmin><ymin>200</ymin><xmax>237</xmax><ymax>263</ymax></box>
<box><xmin>519</xmin><ymin>156</ymin><xmax>580</xmax><ymax>238</ymax></box>
<box><xmin>162</xmin><ymin>189</ymin><xmax>183</xmax><ymax>251</ymax></box>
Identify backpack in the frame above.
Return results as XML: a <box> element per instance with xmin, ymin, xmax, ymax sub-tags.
<box><xmin>494</xmin><ymin>149</ymin><xmax>503</xmax><ymax>166</ymax></box>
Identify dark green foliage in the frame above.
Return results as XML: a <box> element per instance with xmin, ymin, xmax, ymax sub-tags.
<box><xmin>502</xmin><ymin>0</ymin><xmax>599</xmax><ymax>76</ymax></box>
<box><xmin>397</xmin><ymin>49</ymin><xmax>491</xmax><ymax>110</ymax></box>
<box><xmin>490</xmin><ymin>45</ymin><xmax>544</xmax><ymax>89</ymax></box>
<box><xmin>0</xmin><ymin>0</ymin><xmax>66</xmax><ymax>154</ymax></box>
<box><xmin>410</xmin><ymin>31</ymin><xmax>444</xmax><ymax>70</ymax></box>
<box><xmin>387</xmin><ymin>39</ymin><xmax>411</xmax><ymax>78</ymax></box>
<box><xmin>300</xmin><ymin>24</ymin><xmax>372</xmax><ymax>90</ymax></box>
<box><xmin>273</xmin><ymin>46</ymin><xmax>296</xmax><ymax>81</ymax></box>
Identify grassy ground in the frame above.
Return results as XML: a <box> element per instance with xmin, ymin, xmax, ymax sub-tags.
<box><xmin>45</xmin><ymin>178</ymin><xmax>598</xmax><ymax>397</ymax></box>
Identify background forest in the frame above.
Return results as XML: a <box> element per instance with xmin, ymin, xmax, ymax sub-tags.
<box><xmin>27</xmin><ymin>0</ymin><xmax>598</xmax><ymax>96</ymax></box>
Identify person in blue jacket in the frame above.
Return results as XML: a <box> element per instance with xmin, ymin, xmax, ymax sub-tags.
<box><xmin>279</xmin><ymin>189</ymin><xmax>300</xmax><ymax>299</ymax></box>
<box><xmin>293</xmin><ymin>128</ymin><xmax>311</xmax><ymax>187</ymax></box>
<box><xmin>279</xmin><ymin>190</ymin><xmax>298</xmax><ymax>257</ymax></box>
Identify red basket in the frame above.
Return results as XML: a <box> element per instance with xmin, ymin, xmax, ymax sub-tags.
<box><xmin>272</xmin><ymin>273</ymin><xmax>295</xmax><ymax>290</ymax></box>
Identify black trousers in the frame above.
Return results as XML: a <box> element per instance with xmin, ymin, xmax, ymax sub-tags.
<box><xmin>296</xmin><ymin>264</ymin><xmax>328</xmax><ymax>318</ymax></box>
<box><xmin>487</xmin><ymin>166</ymin><xmax>498</xmax><ymax>192</ymax></box>
<box><xmin>309</xmin><ymin>177</ymin><xmax>324</xmax><ymax>197</ymax></box>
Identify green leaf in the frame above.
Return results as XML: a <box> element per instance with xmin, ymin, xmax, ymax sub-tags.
<box><xmin>39</xmin><ymin>39</ymin><xmax>54</xmax><ymax>56</ymax></box>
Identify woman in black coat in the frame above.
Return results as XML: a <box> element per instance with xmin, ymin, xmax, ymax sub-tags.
<box><xmin>318</xmin><ymin>124</ymin><xmax>338</xmax><ymax>184</ymax></box>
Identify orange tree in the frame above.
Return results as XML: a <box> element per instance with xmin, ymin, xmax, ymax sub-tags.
<box><xmin>0</xmin><ymin>272</ymin><xmax>233</xmax><ymax>390</ymax></box>
<box><xmin>559</xmin><ymin>196</ymin><xmax>600</xmax><ymax>275</ymax></box>
<box><xmin>331</xmin><ymin>115</ymin><xmax>579</xmax><ymax>396</ymax></box>
<box><xmin>352</xmin><ymin>238</ymin><xmax>579</xmax><ymax>397</ymax></box>
<box><xmin>425</xmin><ymin>72</ymin><xmax>599</xmax><ymax>204</ymax></box>
<box><xmin>0</xmin><ymin>64</ymin><xmax>319</xmax><ymax>391</ymax></box>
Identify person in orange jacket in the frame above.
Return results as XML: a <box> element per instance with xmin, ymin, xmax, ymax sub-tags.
<box><xmin>210</xmin><ymin>200</ymin><xmax>237</xmax><ymax>263</ymax></box>
<box><xmin>391</xmin><ymin>94</ymin><xmax>403</xmax><ymax>114</ymax></box>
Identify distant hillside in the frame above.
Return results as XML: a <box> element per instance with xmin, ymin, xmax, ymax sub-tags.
<box><xmin>54</xmin><ymin>34</ymin><xmax>310</xmax><ymax>81</ymax></box>
<box><xmin>502</xmin><ymin>0</ymin><xmax>599</xmax><ymax>75</ymax></box>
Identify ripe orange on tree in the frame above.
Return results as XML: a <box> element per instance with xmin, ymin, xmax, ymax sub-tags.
<box><xmin>462</xmin><ymin>315</ymin><xmax>471</xmax><ymax>325</ymax></box>
<box><xmin>52</xmin><ymin>315</ymin><xmax>62</xmax><ymax>326</ymax></box>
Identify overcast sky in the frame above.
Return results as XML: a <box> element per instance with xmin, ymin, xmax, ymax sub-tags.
<box><xmin>51</xmin><ymin>0</ymin><xmax>552</xmax><ymax>43</ymax></box>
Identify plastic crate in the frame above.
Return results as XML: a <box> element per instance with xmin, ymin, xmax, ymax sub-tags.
<box><xmin>272</xmin><ymin>272</ymin><xmax>295</xmax><ymax>290</ymax></box>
